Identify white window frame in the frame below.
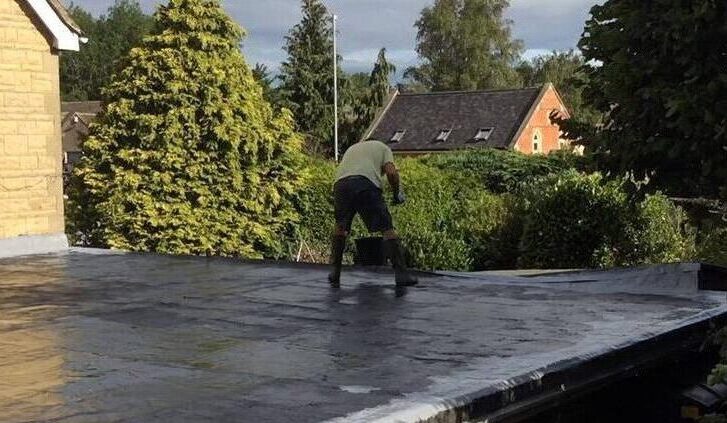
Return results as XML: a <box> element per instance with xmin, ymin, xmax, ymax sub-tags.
<box><xmin>473</xmin><ymin>127</ymin><xmax>494</xmax><ymax>142</ymax></box>
<box><xmin>532</xmin><ymin>130</ymin><xmax>542</xmax><ymax>154</ymax></box>
<box><xmin>435</xmin><ymin>129</ymin><xmax>452</xmax><ymax>142</ymax></box>
<box><xmin>390</xmin><ymin>130</ymin><xmax>406</xmax><ymax>143</ymax></box>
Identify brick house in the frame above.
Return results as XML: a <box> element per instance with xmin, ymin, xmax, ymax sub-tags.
<box><xmin>0</xmin><ymin>0</ymin><xmax>83</xmax><ymax>255</ymax></box>
<box><xmin>365</xmin><ymin>83</ymin><xmax>571</xmax><ymax>155</ymax></box>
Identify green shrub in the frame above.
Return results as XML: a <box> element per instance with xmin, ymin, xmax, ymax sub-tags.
<box><xmin>422</xmin><ymin>148</ymin><xmax>581</xmax><ymax>194</ymax></box>
<box><xmin>294</xmin><ymin>158</ymin><xmax>475</xmax><ymax>270</ymax></box>
<box><xmin>699</xmin><ymin>227</ymin><xmax>727</xmax><ymax>267</ymax></box>
<box><xmin>294</xmin><ymin>158</ymin><xmax>520</xmax><ymax>271</ymax></box>
<box><xmin>634</xmin><ymin>193</ymin><xmax>696</xmax><ymax>264</ymax></box>
<box><xmin>518</xmin><ymin>171</ymin><xmax>697</xmax><ymax>269</ymax></box>
<box><xmin>388</xmin><ymin>159</ymin><xmax>472</xmax><ymax>271</ymax></box>
<box><xmin>296</xmin><ymin>154</ymin><xmax>697</xmax><ymax>272</ymax></box>
<box><xmin>294</xmin><ymin>159</ymin><xmax>336</xmax><ymax>262</ymax></box>
<box><xmin>460</xmin><ymin>193</ymin><xmax>523</xmax><ymax>270</ymax></box>
<box><xmin>518</xmin><ymin>171</ymin><xmax>636</xmax><ymax>269</ymax></box>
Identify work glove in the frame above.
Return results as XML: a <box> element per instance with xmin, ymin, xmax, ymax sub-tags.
<box><xmin>392</xmin><ymin>190</ymin><xmax>406</xmax><ymax>205</ymax></box>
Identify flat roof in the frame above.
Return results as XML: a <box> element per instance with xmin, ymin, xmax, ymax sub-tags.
<box><xmin>1</xmin><ymin>250</ymin><xmax>726</xmax><ymax>422</ymax></box>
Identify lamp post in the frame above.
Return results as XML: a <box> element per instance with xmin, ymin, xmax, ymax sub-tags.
<box><xmin>332</xmin><ymin>14</ymin><xmax>339</xmax><ymax>162</ymax></box>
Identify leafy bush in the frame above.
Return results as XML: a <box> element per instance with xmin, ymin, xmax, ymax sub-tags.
<box><xmin>518</xmin><ymin>170</ymin><xmax>635</xmax><ymax>269</ymax></box>
<box><xmin>518</xmin><ymin>171</ymin><xmax>696</xmax><ymax>269</ymax></box>
<box><xmin>390</xmin><ymin>160</ymin><xmax>472</xmax><ymax>271</ymax></box>
<box><xmin>699</xmin><ymin>227</ymin><xmax>727</xmax><ymax>267</ymax></box>
<box><xmin>460</xmin><ymin>193</ymin><xmax>523</xmax><ymax>270</ymax></box>
<box><xmin>294</xmin><ymin>158</ymin><xmax>521</xmax><ymax>271</ymax></box>
<box><xmin>296</xmin><ymin>152</ymin><xmax>696</xmax><ymax>272</ymax></box>
<box><xmin>422</xmin><ymin>148</ymin><xmax>582</xmax><ymax>194</ymax></box>
<box><xmin>634</xmin><ymin>193</ymin><xmax>696</xmax><ymax>264</ymax></box>
<box><xmin>294</xmin><ymin>159</ymin><xmax>336</xmax><ymax>263</ymax></box>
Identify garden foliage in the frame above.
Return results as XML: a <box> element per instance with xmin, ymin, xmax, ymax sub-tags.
<box><xmin>422</xmin><ymin>148</ymin><xmax>583</xmax><ymax>193</ymax></box>
<box><xmin>296</xmin><ymin>152</ymin><xmax>695</xmax><ymax>271</ymax></box>
<box><xmin>67</xmin><ymin>0</ymin><xmax>306</xmax><ymax>258</ymax></box>
<box><xmin>518</xmin><ymin>172</ymin><xmax>695</xmax><ymax>269</ymax></box>
<box><xmin>562</xmin><ymin>0</ymin><xmax>727</xmax><ymax>198</ymax></box>
<box><xmin>699</xmin><ymin>227</ymin><xmax>727</xmax><ymax>267</ymax></box>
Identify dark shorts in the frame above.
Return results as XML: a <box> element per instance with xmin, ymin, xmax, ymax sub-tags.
<box><xmin>334</xmin><ymin>176</ymin><xmax>393</xmax><ymax>233</ymax></box>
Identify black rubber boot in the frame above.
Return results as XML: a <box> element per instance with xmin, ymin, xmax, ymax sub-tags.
<box><xmin>328</xmin><ymin>235</ymin><xmax>346</xmax><ymax>288</ymax></box>
<box><xmin>384</xmin><ymin>238</ymin><xmax>418</xmax><ymax>287</ymax></box>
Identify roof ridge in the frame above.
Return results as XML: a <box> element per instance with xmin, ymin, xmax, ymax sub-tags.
<box><xmin>398</xmin><ymin>85</ymin><xmax>544</xmax><ymax>97</ymax></box>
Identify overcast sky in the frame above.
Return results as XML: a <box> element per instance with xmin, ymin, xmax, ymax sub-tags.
<box><xmin>66</xmin><ymin>0</ymin><xmax>600</xmax><ymax>76</ymax></box>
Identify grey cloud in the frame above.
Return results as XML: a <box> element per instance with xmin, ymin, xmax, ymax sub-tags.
<box><xmin>66</xmin><ymin>0</ymin><xmax>599</xmax><ymax>74</ymax></box>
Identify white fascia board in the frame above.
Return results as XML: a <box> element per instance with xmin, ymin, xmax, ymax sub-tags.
<box><xmin>25</xmin><ymin>0</ymin><xmax>80</xmax><ymax>51</ymax></box>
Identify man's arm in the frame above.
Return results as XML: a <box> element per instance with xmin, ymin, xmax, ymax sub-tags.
<box><xmin>383</xmin><ymin>162</ymin><xmax>406</xmax><ymax>204</ymax></box>
<box><xmin>383</xmin><ymin>162</ymin><xmax>400</xmax><ymax>194</ymax></box>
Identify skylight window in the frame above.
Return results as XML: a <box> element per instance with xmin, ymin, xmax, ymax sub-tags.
<box><xmin>435</xmin><ymin>129</ymin><xmax>452</xmax><ymax>142</ymax></box>
<box><xmin>473</xmin><ymin>127</ymin><xmax>494</xmax><ymax>142</ymax></box>
<box><xmin>390</xmin><ymin>130</ymin><xmax>406</xmax><ymax>143</ymax></box>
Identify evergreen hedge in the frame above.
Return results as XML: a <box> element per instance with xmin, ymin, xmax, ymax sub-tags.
<box><xmin>518</xmin><ymin>171</ymin><xmax>695</xmax><ymax>269</ymax></box>
<box><xmin>421</xmin><ymin>148</ymin><xmax>584</xmax><ymax>193</ymax></box>
<box><xmin>295</xmin><ymin>155</ymin><xmax>695</xmax><ymax>271</ymax></box>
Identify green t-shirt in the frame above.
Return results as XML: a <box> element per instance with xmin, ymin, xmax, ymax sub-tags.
<box><xmin>335</xmin><ymin>140</ymin><xmax>395</xmax><ymax>188</ymax></box>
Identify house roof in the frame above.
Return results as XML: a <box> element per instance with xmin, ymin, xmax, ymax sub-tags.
<box><xmin>62</xmin><ymin>101</ymin><xmax>102</xmax><ymax>114</ymax></box>
<box><xmin>24</xmin><ymin>0</ymin><xmax>85</xmax><ymax>51</ymax></box>
<box><xmin>1</xmin><ymin>250</ymin><xmax>726</xmax><ymax>422</ymax></box>
<box><xmin>367</xmin><ymin>85</ymin><xmax>545</xmax><ymax>152</ymax></box>
<box><xmin>61</xmin><ymin>102</ymin><xmax>101</xmax><ymax>152</ymax></box>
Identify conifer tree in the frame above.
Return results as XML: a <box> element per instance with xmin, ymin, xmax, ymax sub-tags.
<box><xmin>278</xmin><ymin>0</ymin><xmax>339</xmax><ymax>156</ymax></box>
<box><xmin>368</xmin><ymin>48</ymin><xmax>396</xmax><ymax>111</ymax></box>
<box><xmin>68</xmin><ymin>0</ymin><xmax>306</xmax><ymax>258</ymax></box>
<box><xmin>340</xmin><ymin>48</ymin><xmax>396</xmax><ymax>148</ymax></box>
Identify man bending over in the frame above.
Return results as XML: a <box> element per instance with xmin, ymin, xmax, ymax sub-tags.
<box><xmin>328</xmin><ymin>139</ymin><xmax>418</xmax><ymax>288</ymax></box>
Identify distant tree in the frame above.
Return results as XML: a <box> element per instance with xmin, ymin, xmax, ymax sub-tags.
<box><xmin>60</xmin><ymin>0</ymin><xmax>154</xmax><ymax>101</ymax></box>
<box><xmin>59</xmin><ymin>4</ymin><xmax>97</xmax><ymax>100</ymax></box>
<box><xmin>339</xmin><ymin>48</ymin><xmax>396</xmax><ymax>148</ymax></box>
<box><xmin>559</xmin><ymin>0</ymin><xmax>727</xmax><ymax>198</ymax></box>
<box><xmin>517</xmin><ymin>50</ymin><xmax>600</xmax><ymax>123</ymax></box>
<box><xmin>368</xmin><ymin>48</ymin><xmax>397</xmax><ymax>108</ymax></box>
<box><xmin>67</xmin><ymin>0</ymin><xmax>306</xmax><ymax>258</ymax></box>
<box><xmin>405</xmin><ymin>0</ymin><xmax>523</xmax><ymax>91</ymax></box>
<box><xmin>278</xmin><ymin>0</ymin><xmax>340</xmax><ymax>156</ymax></box>
<box><xmin>252</xmin><ymin>63</ymin><xmax>280</xmax><ymax>106</ymax></box>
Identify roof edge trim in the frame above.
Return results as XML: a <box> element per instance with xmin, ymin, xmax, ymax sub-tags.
<box><xmin>508</xmin><ymin>83</ymin><xmax>549</xmax><ymax>149</ymax></box>
<box><xmin>362</xmin><ymin>89</ymin><xmax>400</xmax><ymax>142</ymax></box>
<box><xmin>26</xmin><ymin>0</ymin><xmax>82</xmax><ymax>51</ymax></box>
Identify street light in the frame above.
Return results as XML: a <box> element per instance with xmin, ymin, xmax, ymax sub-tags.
<box><xmin>332</xmin><ymin>14</ymin><xmax>339</xmax><ymax>162</ymax></box>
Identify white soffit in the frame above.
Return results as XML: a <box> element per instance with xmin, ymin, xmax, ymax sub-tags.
<box><xmin>25</xmin><ymin>0</ymin><xmax>81</xmax><ymax>51</ymax></box>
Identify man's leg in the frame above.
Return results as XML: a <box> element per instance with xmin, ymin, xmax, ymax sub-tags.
<box><xmin>328</xmin><ymin>225</ymin><xmax>348</xmax><ymax>288</ymax></box>
<box><xmin>382</xmin><ymin>230</ymin><xmax>418</xmax><ymax>287</ymax></box>
<box><xmin>330</xmin><ymin>178</ymin><xmax>355</xmax><ymax>288</ymax></box>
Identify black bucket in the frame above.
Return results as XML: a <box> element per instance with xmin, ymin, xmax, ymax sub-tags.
<box><xmin>354</xmin><ymin>237</ymin><xmax>385</xmax><ymax>266</ymax></box>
